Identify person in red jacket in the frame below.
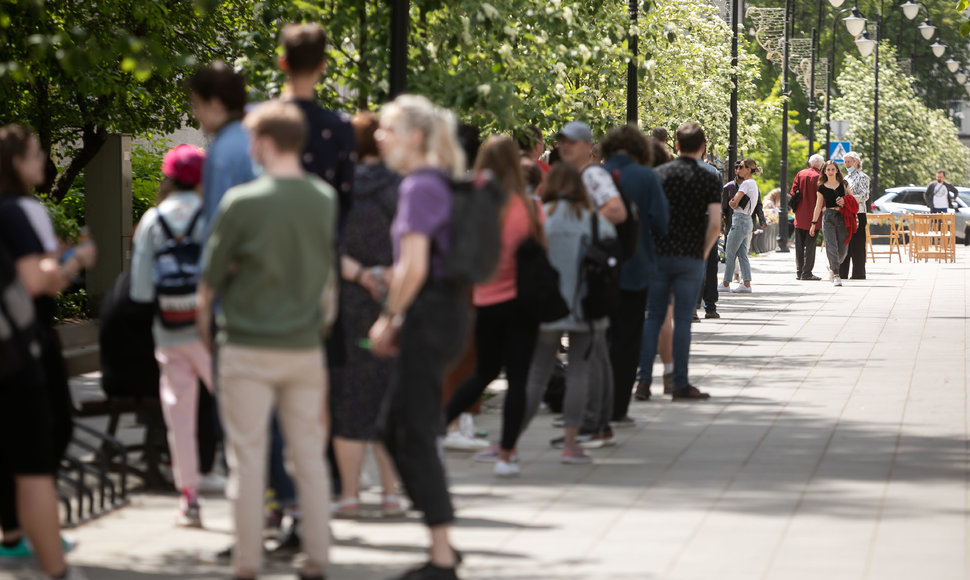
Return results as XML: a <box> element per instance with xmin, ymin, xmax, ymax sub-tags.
<box><xmin>789</xmin><ymin>154</ymin><xmax>825</xmax><ymax>280</ymax></box>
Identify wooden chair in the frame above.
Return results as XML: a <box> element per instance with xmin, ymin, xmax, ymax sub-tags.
<box><xmin>866</xmin><ymin>213</ymin><xmax>902</xmax><ymax>262</ymax></box>
<box><xmin>911</xmin><ymin>213</ymin><xmax>956</xmax><ymax>263</ymax></box>
<box><xmin>895</xmin><ymin>214</ymin><xmax>915</xmax><ymax>260</ymax></box>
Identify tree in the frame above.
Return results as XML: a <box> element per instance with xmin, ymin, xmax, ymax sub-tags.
<box><xmin>831</xmin><ymin>43</ymin><xmax>970</xmax><ymax>190</ymax></box>
<box><xmin>638</xmin><ymin>0</ymin><xmax>778</xmax><ymax>161</ymax></box>
<box><xmin>0</xmin><ymin>0</ymin><xmax>265</xmax><ymax>201</ymax></box>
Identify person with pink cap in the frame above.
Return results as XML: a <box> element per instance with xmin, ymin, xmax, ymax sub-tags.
<box><xmin>129</xmin><ymin>144</ymin><xmax>213</xmax><ymax>528</ymax></box>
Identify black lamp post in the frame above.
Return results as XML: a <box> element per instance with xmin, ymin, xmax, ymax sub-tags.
<box><xmin>728</xmin><ymin>0</ymin><xmax>739</xmax><ymax>182</ymax></box>
<box><xmin>811</xmin><ymin>0</ymin><xmax>847</xmax><ymax>157</ymax></box>
<box><xmin>778</xmin><ymin>0</ymin><xmax>792</xmax><ymax>252</ymax></box>
<box><xmin>389</xmin><ymin>0</ymin><xmax>409</xmax><ymax>98</ymax></box>
<box><xmin>844</xmin><ymin>0</ymin><xmax>883</xmax><ymax>205</ymax></box>
<box><xmin>627</xmin><ymin>0</ymin><xmax>639</xmax><ymax>124</ymax></box>
<box><xmin>826</xmin><ymin>6</ymin><xmax>857</xmax><ymax>157</ymax></box>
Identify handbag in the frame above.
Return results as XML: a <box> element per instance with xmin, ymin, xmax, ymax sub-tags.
<box><xmin>515</xmin><ymin>201</ymin><xmax>570</xmax><ymax>323</ymax></box>
<box><xmin>789</xmin><ymin>187</ymin><xmax>802</xmax><ymax>212</ymax></box>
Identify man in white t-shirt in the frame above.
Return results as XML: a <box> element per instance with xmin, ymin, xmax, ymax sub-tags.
<box><xmin>924</xmin><ymin>170</ymin><xmax>958</xmax><ymax>213</ymax></box>
<box><xmin>556</xmin><ymin>121</ymin><xmax>627</xmax><ymax>225</ymax></box>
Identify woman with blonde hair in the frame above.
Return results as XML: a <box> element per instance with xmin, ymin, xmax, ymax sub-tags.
<box><xmin>369</xmin><ymin>94</ymin><xmax>468</xmax><ymax>580</ymax></box>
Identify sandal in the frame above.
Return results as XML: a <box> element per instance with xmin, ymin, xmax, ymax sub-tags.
<box><xmin>331</xmin><ymin>497</ymin><xmax>360</xmax><ymax>518</ymax></box>
<box><xmin>381</xmin><ymin>494</ymin><xmax>406</xmax><ymax>518</ymax></box>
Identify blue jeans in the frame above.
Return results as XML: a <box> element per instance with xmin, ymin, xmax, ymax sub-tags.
<box><xmin>637</xmin><ymin>256</ymin><xmax>705</xmax><ymax>389</ymax></box>
<box><xmin>723</xmin><ymin>213</ymin><xmax>753</xmax><ymax>283</ymax></box>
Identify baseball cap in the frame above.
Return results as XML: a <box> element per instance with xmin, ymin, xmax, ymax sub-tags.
<box><xmin>162</xmin><ymin>144</ymin><xmax>206</xmax><ymax>186</ymax></box>
<box><xmin>557</xmin><ymin>121</ymin><xmax>593</xmax><ymax>144</ymax></box>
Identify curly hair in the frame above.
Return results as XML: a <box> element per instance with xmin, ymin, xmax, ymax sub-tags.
<box><xmin>600</xmin><ymin>123</ymin><xmax>652</xmax><ymax>166</ymax></box>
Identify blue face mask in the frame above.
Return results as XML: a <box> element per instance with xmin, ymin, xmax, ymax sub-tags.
<box><xmin>846</xmin><ymin>166</ymin><xmax>856</xmax><ymax>174</ymax></box>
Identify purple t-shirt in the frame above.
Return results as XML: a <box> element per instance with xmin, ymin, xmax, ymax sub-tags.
<box><xmin>391</xmin><ymin>168</ymin><xmax>452</xmax><ymax>279</ymax></box>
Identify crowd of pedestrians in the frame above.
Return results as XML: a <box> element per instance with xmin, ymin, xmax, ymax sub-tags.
<box><xmin>0</xmin><ymin>20</ymin><xmax>887</xmax><ymax>580</ymax></box>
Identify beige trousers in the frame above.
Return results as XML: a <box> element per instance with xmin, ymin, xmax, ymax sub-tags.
<box><xmin>218</xmin><ymin>344</ymin><xmax>330</xmax><ymax>574</ymax></box>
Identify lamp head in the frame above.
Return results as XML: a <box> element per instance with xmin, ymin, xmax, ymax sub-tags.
<box><xmin>947</xmin><ymin>58</ymin><xmax>961</xmax><ymax>73</ymax></box>
<box><xmin>918</xmin><ymin>19</ymin><xmax>936</xmax><ymax>40</ymax></box>
<box><xmin>855</xmin><ymin>31</ymin><xmax>877</xmax><ymax>57</ymax></box>
<box><xmin>830</xmin><ymin>0</ymin><xmax>846</xmax><ymax>6</ymax></box>
<box><xmin>965</xmin><ymin>84</ymin><xmax>970</xmax><ymax>98</ymax></box>
<box><xmin>844</xmin><ymin>9</ymin><xmax>868</xmax><ymax>37</ymax></box>
<box><xmin>931</xmin><ymin>40</ymin><xmax>946</xmax><ymax>58</ymax></box>
<box><xmin>900</xmin><ymin>1</ymin><xmax>920</xmax><ymax>20</ymax></box>
<box><xmin>957</xmin><ymin>72</ymin><xmax>967</xmax><ymax>85</ymax></box>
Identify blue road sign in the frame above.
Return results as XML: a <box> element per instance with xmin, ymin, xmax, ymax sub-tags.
<box><xmin>829</xmin><ymin>141</ymin><xmax>851</xmax><ymax>163</ymax></box>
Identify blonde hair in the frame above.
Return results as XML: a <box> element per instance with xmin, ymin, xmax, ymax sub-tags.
<box><xmin>382</xmin><ymin>94</ymin><xmax>466</xmax><ymax>179</ymax></box>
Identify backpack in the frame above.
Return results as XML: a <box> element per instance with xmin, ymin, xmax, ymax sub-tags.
<box><xmin>0</xmin><ymin>241</ymin><xmax>39</xmax><ymax>381</ymax></box>
<box><xmin>577</xmin><ymin>211</ymin><xmax>622</xmax><ymax>324</ymax></box>
<box><xmin>152</xmin><ymin>209</ymin><xmax>203</xmax><ymax>329</ymax></box>
<box><xmin>420</xmin><ymin>169</ymin><xmax>504</xmax><ymax>284</ymax></box>
<box><xmin>606</xmin><ymin>168</ymin><xmax>641</xmax><ymax>262</ymax></box>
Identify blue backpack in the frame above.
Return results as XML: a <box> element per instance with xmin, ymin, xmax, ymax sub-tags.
<box><xmin>152</xmin><ymin>209</ymin><xmax>203</xmax><ymax>329</ymax></box>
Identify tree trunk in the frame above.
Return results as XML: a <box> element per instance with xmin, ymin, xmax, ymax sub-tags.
<box><xmin>49</xmin><ymin>125</ymin><xmax>108</xmax><ymax>203</ymax></box>
<box><xmin>34</xmin><ymin>77</ymin><xmax>58</xmax><ymax>196</ymax></box>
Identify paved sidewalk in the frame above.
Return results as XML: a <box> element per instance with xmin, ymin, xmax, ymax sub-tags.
<box><xmin>4</xmin><ymin>245</ymin><xmax>969</xmax><ymax>580</ymax></box>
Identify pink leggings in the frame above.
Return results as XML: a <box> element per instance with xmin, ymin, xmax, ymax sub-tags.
<box><xmin>156</xmin><ymin>341</ymin><xmax>213</xmax><ymax>492</ymax></box>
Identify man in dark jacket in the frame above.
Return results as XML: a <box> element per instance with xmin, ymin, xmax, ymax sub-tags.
<box><xmin>924</xmin><ymin>170</ymin><xmax>958</xmax><ymax>213</ymax></box>
<box><xmin>600</xmin><ymin>124</ymin><xmax>670</xmax><ymax>424</ymax></box>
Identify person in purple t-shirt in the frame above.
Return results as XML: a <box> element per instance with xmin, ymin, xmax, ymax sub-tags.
<box><xmin>368</xmin><ymin>95</ymin><xmax>468</xmax><ymax>580</ymax></box>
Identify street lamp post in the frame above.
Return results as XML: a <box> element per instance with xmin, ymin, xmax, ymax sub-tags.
<box><xmin>779</xmin><ymin>0</ymin><xmax>791</xmax><ymax>252</ymax></box>
<box><xmin>728</xmin><ymin>0</ymin><xmax>739</xmax><ymax>182</ymax></box>
<box><xmin>848</xmin><ymin>0</ymin><xmax>884</xmax><ymax>205</ymax></box>
<box><xmin>826</xmin><ymin>6</ymin><xmax>856</xmax><ymax>157</ymax></box>
<box><xmin>626</xmin><ymin>0</ymin><xmax>639</xmax><ymax>124</ymax></box>
<box><xmin>389</xmin><ymin>0</ymin><xmax>409</xmax><ymax>98</ymax></box>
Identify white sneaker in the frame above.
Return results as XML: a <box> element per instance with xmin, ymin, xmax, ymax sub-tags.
<box><xmin>833</xmin><ymin>277</ymin><xmax>842</xmax><ymax>287</ymax></box>
<box><xmin>494</xmin><ymin>460</ymin><xmax>520</xmax><ymax>478</ymax></box>
<box><xmin>716</xmin><ymin>282</ymin><xmax>731</xmax><ymax>292</ymax></box>
<box><xmin>731</xmin><ymin>284</ymin><xmax>752</xmax><ymax>294</ymax></box>
<box><xmin>197</xmin><ymin>472</ymin><xmax>227</xmax><ymax>493</ymax></box>
<box><xmin>458</xmin><ymin>413</ymin><xmax>477</xmax><ymax>439</ymax></box>
<box><xmin>444</xmin><ymin>430</ymin><xmax>490</xmax><ymax>451</ymax></box>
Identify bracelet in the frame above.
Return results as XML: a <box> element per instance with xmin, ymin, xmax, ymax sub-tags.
<box><xmin>812</xmin><ymin>220</ymin><xmax>818</xmax><ymax>224</ymax></box>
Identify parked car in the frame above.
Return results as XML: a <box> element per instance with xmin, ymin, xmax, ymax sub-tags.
<box><xmin>871</xmin><ymin>186</ymin><xmax>970</xmax><ymax>245</ymax></box>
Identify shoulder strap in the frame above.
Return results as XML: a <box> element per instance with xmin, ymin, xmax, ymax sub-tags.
<box><xmin>156</xmin><ymin>207</ymin><xmax>203</xmax><ymax>243</ymax></box>
<box><xmin>590</xmin><ymin>208</ymin><xmax>600</xmax><ymax>243</ymax></box>
<box><xmin>155</xmin><ymin>212</ymin><xmax>177</xmax><ymax>241</ymax></box>
<box><xmin>184</xmin><ymin>208</ymin><xmax>204</xmax><ymax>241</ymax></box>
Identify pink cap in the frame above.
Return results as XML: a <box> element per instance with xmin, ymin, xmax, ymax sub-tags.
<box><xmin>161</xmin><ymin>144</ymin><xmax>206</xmax><ymax>186</ymax></box>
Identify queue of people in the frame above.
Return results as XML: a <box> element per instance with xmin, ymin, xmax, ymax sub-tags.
<box><xmin>0</xmin><ymin>20</ymin><xmax>894</xmax><ymax>580</ymax></box>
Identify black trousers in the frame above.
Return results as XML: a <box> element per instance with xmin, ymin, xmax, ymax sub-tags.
<box><xmin>794</xmin><ymin>227</ymin><xmax>818</xmax><ymax>279</ymax></box>
<box><xmin>445</xmin><ymin>299</ymin><xmax>538</xmax><ymax>452</ymax></box>
<box><xmin>379</xmin><ymin>282</ymin><xmax>469</xmax><ymax>527</ymax></box>
<box><xmin>702</xmin><ymin>245</ymin><xmax>719</xmax><ymax>311</ymax></box>
<box><xmin>608</xmin><ymin>289</ymin><xmax>648</xmax><ymax>421</ymax></box>
<box><xmin>839</xmin><ymin>213</ymin><xmax>867</xmax><ymax>279</ymax></box>
<box><xmin>0</xmin><ymin>326</ymin><xmax>73</xmax><ymax>533</ymax></box>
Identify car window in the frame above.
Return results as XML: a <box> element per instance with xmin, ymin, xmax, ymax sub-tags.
<box><xmin>900</xmin><ymin>191</ymin><xmax>926</xmax><ymax>206</ymax></box>
<box><xmin>959</xmin><ymin>192</ymin><xmax>970</xmax><ymax>207</ymax></box>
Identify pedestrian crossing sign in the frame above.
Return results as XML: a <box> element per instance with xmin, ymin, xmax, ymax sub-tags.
<box><xmin>829</xmin><ymin>141</ymin><xmax>850</xmax><ymax>163</ymax></box>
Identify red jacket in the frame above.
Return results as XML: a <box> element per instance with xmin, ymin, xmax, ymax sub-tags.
<box><xmin>790</xmin><ymin>167</ymin><xmax>821</xmax><ymax>230</ymax></box>
<box><xmin>840</xmin><ymin>195</ymin><xmax>859</xmax><ymax>244</ymax></box>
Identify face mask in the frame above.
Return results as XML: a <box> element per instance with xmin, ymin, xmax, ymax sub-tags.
<box><xmin>846</xmin><ymin>166</ymin><xmax>856</xmax><ymax>174</ymax></box>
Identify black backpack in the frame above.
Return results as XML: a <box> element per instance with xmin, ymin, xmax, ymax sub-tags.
<box><xmin>577</xmin><ymin>212</ymin><xmax>622</xmax><ymax>323</ymax></box>
<box><xmin>420</xmin><ymin>170</ymin><xmax>505</xmax><ymax>285</ymax></box>
<box><xmin>607</xmin><ymin>168</ymin><xmax>640</xmax><ymax>262</ymax></box>
<box><xmin>152</xmin><ymin>209</ymin><xmax>203</xmax><ymax>329</ymax></box>
<box><xmin>0</xmin><ymin>242</ymin><xmax>39</xmax><ymax>381</ymax></box>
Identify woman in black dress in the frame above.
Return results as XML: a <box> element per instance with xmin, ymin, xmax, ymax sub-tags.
<box><xmin>330</xmin><ymin>112</ymin><xmax>403</xmax><ymax>517</ymax></box>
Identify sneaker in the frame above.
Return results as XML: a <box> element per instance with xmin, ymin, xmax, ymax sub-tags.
<box><xmin>663</xmin><ymin>373</ymin><xmax>674</xmax><ymax>395</ymax></box>
<box><xmin>802</xmin><ymin>274</ymin><xmax>821</xmax><ymax>281</ymax></box>
<box><xmin>473</xmin><ymin>444</ymin><xmax>518</xmax><ymax>463</ymax></box>
<box><xmin>611</xmin><ymin>416</ymin><xmax>636</xmax><ymax>428</ymax></box>
<box><xmin>561</xmin><ymin>446</ymin><xmax>593</xmax><ymax>464</ymax></box>
<box><xmin>176</xmin><ymin>499</ymin><xmax>203</xmax><ymax>529</ymax></box>
<box><xmin>493</xmin><ymin>460</ymin><xmax>520</xmax><ymax>478</ymax></box>
<box><xmin>704</xmin><ymin>310</ymin><xmax>720</xmax><ymax>319</ymax></box>
<box><xmin>51</xmin><ymin>567</ymin><xmax>89</xmax><ymax>580</ymax></box>
<box><xmin>550</xmin><ymin>433</ymin><xmax>593</xmax><ymax>449</ymax></box>
<box><xmin>444</xmin><ymin>431</ymin><xmax>490</xmax><ymax>451</ymax></box>
<box><xmin>393</xmin><ymin>561</ymin><xmax>459</xmax><ymax>580</ymax></box>
<box><xmin>458</xmin><ymin>413</ymin><xmax>478</xmax><ymax>439</ymax></box>
<box><xmin>270</xmin><ymin>519</ymin><xmax>302</xmax><ymax>554</ymax></box>
<box><xmin>197</xmin><ymin>472</ymin><xmax>227</xmax><ymax>493</ymax></box>
<box><xmin>716</xmin><ymin>282</ymin><xmax>730</xmax><ymax>292</ymax></box>
<box><xmin>579</xmin><ymin>433</ymin><xmax>608</xmax><ymax>450</ymax></box>
<box><xmin>0</xmin><ymin>537</ymin><xmax>32</xmax><ymax>559</ymax></box>
<box><xmin>833</xmin><ymin>277</ymin><xmax>842</xmax><ymax>287</ymax></box>
<box><xmin>692</xmin><ymin>313</ymin><xmax>700</xmax><ymax>323</ymax></box>
<box><xmin>331</xmin><ymin>497</ymin><xmax>360</xmax><ymax>518</ymax></box>
<box><xmin>671</xmin><ymin>384</ymin><xmax>711</xmax><ymax>401</ymax></box>
<box><xmin>551</xmin><ymin>416</ymin><xmax>565</xmax><ymax>428</ymax></box>
<box><xmin>633</xmin><ymin>380</ymin><xmax>651</xmax><ymax>401</ymax></box>
<box><xmin>731</xmin><ymin>284</ymin><xmax>752</xmax><ymax>293</ymax></box>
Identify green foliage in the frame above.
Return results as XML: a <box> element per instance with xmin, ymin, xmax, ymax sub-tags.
<box><xmin>55</xmin><ymin>289</ymin><xmax>90</xmax><ymax>321</ymax></box>
<box><xmin>748</xmin><ymin>82</ymin><xmax>811</xmax><ymax>193</ymax></box>
<box><xmin>131</xmin><ymin>137</ymin><xmax>169</xmax><ymax>224</ymax></box>
<box><xmin>38</xmin><ymin>194</ymin><xmax>79</xmax><ymax>242</ymax></box>
<box><xmin>831</xmin><ymin>43</ymin><xmax>970</xmax><ymax>194</ymax></box>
